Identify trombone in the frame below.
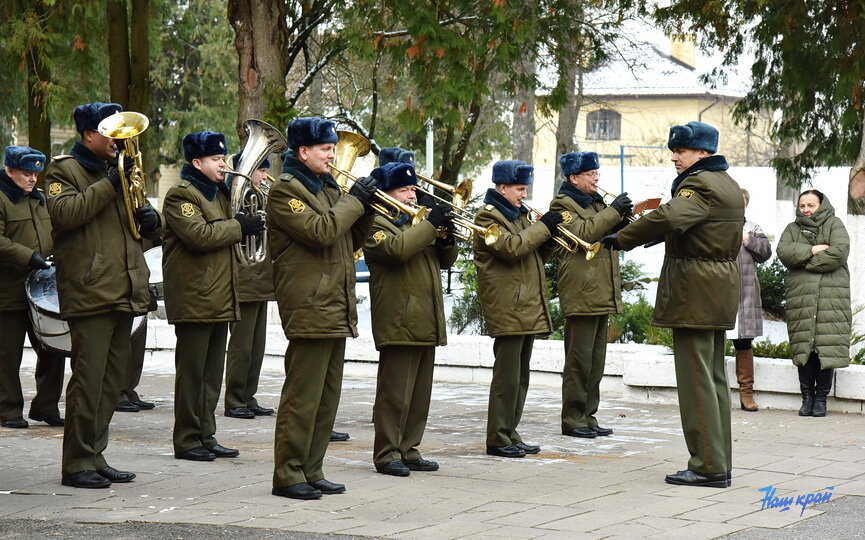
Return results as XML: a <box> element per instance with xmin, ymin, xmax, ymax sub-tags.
<box><xmin>328</xmin><ymin>164</ymin><xmax>429</xmax><ymax>225</ymax></box>
<box><xmin>522</xmin><ymin>202</ymin><xmax>601</xmax><ymax>260</ymax></box>
<box><xmin>411</xmin><ymin>185</ymin><xmax>500</xmax><ymax>245</ymax></box>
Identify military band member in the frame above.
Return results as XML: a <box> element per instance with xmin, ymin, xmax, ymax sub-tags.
<box><xmin>268</xmin><ymin>117</ymin><xmax>376</xmax><ymax>500</ymax></box>
<box><xmin>163</xmin><ymin>131</ymin><xmax>263</xmax><ymax>462</ymax></box>
<box><xmin>363</xmin><ymin>161</ymin><xmax>457</xmax><ymax>477</ymax></box>
<box><xmin>0</xmin><ymin>146</ymin><xmax>66</xmax><ymax>429</ymax></box>
<box><xmin>46</xmin><ymin>102</ymin><xmax>162</xmax><ymax>488</ymax></box>
<box><xmin>224</xmin><ymin>152</ymin><xmax>275</xmax><ymax>419</ymax></box>
<box><xmin>604</xmin><ymin>122</ymin><xmax>743</xmax><ymax>488</ymax></box>
<box><xmin>552</xmin><ymin>152</ymin><xmax>632</xmax><ymax>439</ymax></box>
<box><xmin>474</xmin><ymin>160</ymin><xmax>562</xmax><ymax>458</ymax></box>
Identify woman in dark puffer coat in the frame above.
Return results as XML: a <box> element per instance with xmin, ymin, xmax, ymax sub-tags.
<box><xmin>776</xmin><ymin>190</ymin><xmax>851</xmax><ymax>417</ymax></box>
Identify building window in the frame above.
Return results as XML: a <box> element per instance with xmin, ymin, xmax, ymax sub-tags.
<box><xmin>586</xmin><ymin>109</ymin><xmax>621</xmax><ymax>141</ymax></box>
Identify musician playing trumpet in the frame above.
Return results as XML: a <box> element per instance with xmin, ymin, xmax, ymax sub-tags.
<box><xmin>268</xmin><ymin>117</ymin><xmax>376</xmax><ymax>500</ymax></box>
<box><xmin>475</xmin><ymin>160</ymin><xmax>563</xmax><ymax>458</ymax></box>
<box><xmin>363</xmin><ymin>161</ymin><xmax>457</xmax><ymax>477</ymax></box>
<box><xmin>46</xmin><ymin>102</ymin><xmax>162</xmax><ymax>488</ymax></box>
<box><xmin>551</xmin><ymin>152</ymin><xmax>632</xmax><ymax>440</ymax></box>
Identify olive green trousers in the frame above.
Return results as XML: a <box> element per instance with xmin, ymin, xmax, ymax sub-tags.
<box><xmin>224</xmin><ymin>301</ymin><xmax>268</xmax><ymax>410</ymax></box>
<box><xmin>562</xmin><ymin>315</ymin><xmax>608</xmax><ymax>431</ymax></box>
<box><xmin>673</xmin><ymin>328</ymin><xmax>732</xmax><ymax>475</ymax></box>
<box><xmin>486</xmin><ymin>334</ymin><xmax>535</xmax><ymax>447</ymax></box>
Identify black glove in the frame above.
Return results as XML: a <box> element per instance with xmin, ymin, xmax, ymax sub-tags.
<box><xmin>348</xmin><ymin>175</ymin><xmax>377</xmax><ymax>205</ymax></box>
<box><xmin>426</xmin><ymin>204</ymin><xmax>454</xmax><ymax>229</ymax></box>
<box><xmin>601</xmin><ymin>234</ymin><xmax>621</xmax><ymax>251</ymax></box>
<box><xmin>235</xmin><ymin>212</ymin><xmax>265</xmax><ymax>237</ymax></box>
<box><xmin>610</xmin><ymin>192</ymin><xmax>633</xmax><ymax>216</ymax></box>
<box><xmin>538</xmin><ymin>211</ymin><xmax>564</xmax><ymax>235</ymax></box>
<box><xmin>28</xmin><ymin>252</ymin><xmax>51</xmax><ymax>270</ymax></box>
<box><xmin>416</xmin><ymin>189</ymin><xmax>436</xmax><ymax>209</ymax></box>
<box><xmin>134</xmin><ymin>206</ymin><xmax>160</xmax><ymax>233</ymax></box>
<box><xmin>106</xmin><ymin>156</ymin><xmax>134</xmax><ymax>188</ymax></box>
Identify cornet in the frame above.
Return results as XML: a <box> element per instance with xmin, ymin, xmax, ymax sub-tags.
<box><xmin>328</xmin><ymin>164</ymin><xmax>429</xmax><ymax>225</ymax></box>
<box><xmin>522</xmin><ymin>203</ymin><xmax>600</xmax><ymax>261</ymax></box>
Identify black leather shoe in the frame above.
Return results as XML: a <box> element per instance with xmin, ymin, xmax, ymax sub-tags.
<box><xmin>115</xmin><ymin>401</ymin><xmax>140</xmax><ymax>413</ymax></box>
<box><xmin>208</xmin><ymin>444</ymin><xmax>239</xmax><ymax>458</ymax></box>
<box><xmin>376</xmin><ymin>459</ymin><xmax>410</xmax><ymax>476</ymax></box>
<box><xmin>62</xmin><ymin>470</ymin><xmax>111</xmax><ymax>489</ymax></box>
<box><xmin>2</xmin><ymin>416</ymin><xmax>29</xmax><ymax>428</ymax></box>
<box><xmin>330</xmin><ymin>430</ymin><xmax>350</xmax><ymax>442</ymax></box>
<box><xmin>175</xmin><ymin>446</ymin><xmax>216</xmax><ymax>461</ymax></box>
<box><xmin>249</xmin><ymin>405</ymin><xmax>274</xmax><ymax>416</ymax></box>
<box><xmin>664</xmin><ymin>469</ymin><xmax>729</xmax><ymax>488</ymax></box>
<box><xmin>403</xmin><ymin>458</ymin><xmax>439</xmax><ymax>471</ymax></box>
<box><xmin>133</xmin><ymin>399</ymin><xmax>155</xmax><ymax>410</ymax></box>
<box><xmin>515</xmin><ymin>442</ymin><xmax>540</xmax><ymax>454</ymax></box>
<box><xmin>563</xmin><ymin>427</ymin><xmax>597</xmax><ymax>438</ymax></box>
<box><xmin>486</xmin><ymin>444</ymin><xmax>526</xmax><ymax>458</ymax></box>
<box><xmin>272</xmin><ymin>483</ymin><xmax>322</xmax><ymax>500</ymax></box>
<box><xmin>593</xmin><ymin>426</ymin><xmax>614</xmax><ymax>436</ymax></box>
<box><xmin>309</xmin><ymin>478</ymin><xmax>346</xmax><ymax>494</ymax></box>
<box><xmin>225</xmin><ymin>407</ymin><xmax>255</xmax><ymax>419</ymax></box>
<box><xmin>29</xmin><ymin>414</ymin><xmax>64</xmax><ymax>426</ymax></box>
<box><xmin>99</xmin><ymin>466</ymin><xmax>136</xmax><ymax>483</ymax></box>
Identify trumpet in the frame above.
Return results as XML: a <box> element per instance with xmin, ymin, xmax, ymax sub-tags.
<box><xmin>411</xmin><ymin>185</ymin><xmax>500</xmax><ymax>245</ymax></box>
<box><xmin>522</xmin><ymin>202</ymin><xmax>600</xmax><ymax>260</ymax></box>
<box><xmin>417</xmin><ymin>173</ymin><xmax>473</xmax><ymax>209</ymax></box>
<box><xmin>595</xmin><ymin>186</ymin><xmax>637</xmax><ymax>223</ymax></box>
<box><xmin>328</xmin><ymin>164</ymin><xmax>429</xmax><ymax>225</ymax></box>
<box><xmin>98</xmin><ymin>111</ymin><xmax>149</xmax><ymax>240</ymax></box>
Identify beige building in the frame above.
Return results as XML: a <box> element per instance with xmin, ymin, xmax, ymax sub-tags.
<box><xmin>534</xmin><ymin>38</ymin><xmax>775</xmax><ymax>170</ymax></box>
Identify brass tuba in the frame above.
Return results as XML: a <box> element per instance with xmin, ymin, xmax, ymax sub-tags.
<box><xmin>98</xmin><ymin>111</ymin><xmax>149</xmax><ymax>240</ymax></box>
<box><xmin>221</xmin><ymin>119</ymin><xmax>287</xmax><ymax>265</ymax></box>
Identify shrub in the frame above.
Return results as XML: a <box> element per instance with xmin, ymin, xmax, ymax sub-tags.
<box><xmin>756</xmin><ymin>258</ymin><xmax>787</xmax><ymax>320</ymax></box>
<box><xmin>751</xmin><ymin>339</ymin><xmax>791</xmax><ymax>359</ymax></box>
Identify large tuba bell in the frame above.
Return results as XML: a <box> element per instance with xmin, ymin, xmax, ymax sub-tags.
<box><xmin>222</xmin><ymin>119</ymin><xmax>287</xmax><ymax>265</ymax></box>
<box><xmin>98</xmin><ymin>111</ymin><xmax>149</xmax><ymax>240</ymax></box>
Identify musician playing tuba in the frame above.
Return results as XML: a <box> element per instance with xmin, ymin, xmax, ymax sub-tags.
<box><xmin>45</xmin><ymin>102</ymin><xmax>163</xmax><ymax>489</ymax></box>
<box><xmin>551</xmin><ymin>151</ymin><xmax>632</xmax><ymax>440</ymax></box>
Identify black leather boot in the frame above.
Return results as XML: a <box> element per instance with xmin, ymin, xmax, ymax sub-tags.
<box><xmin>812</xmin><ymin>368</ymin><xmax>834</xmax><ymax>417</ymax></box>
<box><xmin>797</xmin><ymin>365</ymin><xmax>814</xmax><ymax>416</ymax></box>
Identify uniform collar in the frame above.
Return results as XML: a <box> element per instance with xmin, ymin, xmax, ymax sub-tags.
<box><xmin>671</xmin><ymin>154</ymin><xmax>729</xmax><ymax>195</ymax></box>
<box><xmin>180</xmin><ymin>163</ymin><xmax>231</xmax><ymax>201</ymax></box>
<box><xmin>0</xmin><ymin>170</ymin><xmax>44</xmax><ymax>205</ymax></box>
<box><xmin>558</xmin><ymin>181</ymin><xmax>603</xmax><ymax>208</ymax></box>
<box><xmin>282</xmin><ymin>154</ymin><xmax>339</xmax><ymax>195</ymax></box>
<box><xmin>71</xmin><ymin>141</ymin><xmax>109</xmax><ymax>172</ymax></box>
<box><xmin>483</xmin><ymin>188</ymin><xmax>528</xmax><ymax>222</ymax></box>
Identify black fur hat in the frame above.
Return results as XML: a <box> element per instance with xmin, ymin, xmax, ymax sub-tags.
<box><xmin>286</xmin><ymin>117</ymin><xmax>339</xmax><ymax>149</ymax></box>
<box><xmin>667</xmin><ymin>121</ymin><xmax>719</xmax><ymax>153</ymax></box>
<box><xmin>371</xmin><ymin>162</ymin><xmax>418</xmax><ymax>192</ymax></box>
<box><xmin>73</xmin><ymin>102</ymin><xmax>123</xmax><ymax>134</ymax></box>
<box><xmin>4</xmin><ymin>146</ymin><xmax>47</xmax><ymax>172</ymax></box>
<box><xmin>378</xmin><ymin>147</ymin><xmax>416</xmax><ymax>167</ymax></box>
<box><xmin>183</xmin><ymin>131</ymin><xmax>228</xmax><ymax>162</ymax></box>
<box><xmin>492</xmin><ymin>160</ymin><xmax>533</xmax><ymax>185</ymax></box>
<box><xmin>559</xmin><ymin>151</ymin><xmax>599</xmax><ymax>177</ymax></box>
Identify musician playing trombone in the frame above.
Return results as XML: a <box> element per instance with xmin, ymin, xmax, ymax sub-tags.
<box><xmin>163</xmin><ymin>131</ymin><xmax>264</xmax><ymax>463</ymax></box>
<box><xmin>474</xmin><ymin>160</ymin><xmax>563</xmax><ymax>458</ymax></box>
<box><xmin>551</xmin><ymin>152</ymin><xmax>632</xmax><ymax>440</ymax></box>
<box><xmin>362</xmin><ymin>159</ymin><xmax>457</xmax><ymax>477</ymax></box>
<box><xmin>268</xmin><ymin>117</ymin><xmax>376</xmax><ymax>500</ymax></box>
<box><xmin>46</xmin><ymin>102</ymin><xmax>162</xmax><ymax>488</ymax></box>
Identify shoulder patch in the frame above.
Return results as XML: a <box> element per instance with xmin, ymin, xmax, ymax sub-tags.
<box><xmin>52</xmin><ymin>155</ymin><xmax>73</xmax><ymax>161</ymax></box>
<box><xmin>47</xmin><ymin>182</ymin><xmax>62</xmax><ymax>196</ymax></box>
<box><xmin>289</xmin><ymin>198</ymin><xmax>306</xmax><ymax>214</ymax></box>
<box><xmin>676</xmin><ymin>189</ymin><xmax>694</xmax><ymax>199</ymax></box>
<box><xmin>561</xmin><ymin>210</ymin><xmax>573</xmax><ymax>224</ymax></box>
<box><xmin>372</xmin><ymin>230</ymin><xmax>387</xmax><ymax>244</ymax></box>
<box><xmin>180</xmin><ymin>202</ymin><xmax>195</xmax><ymax>217</ymax></box>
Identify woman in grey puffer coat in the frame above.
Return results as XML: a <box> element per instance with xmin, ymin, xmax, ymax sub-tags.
<box><xmin>731</xmin><ymin>189</ymin><xmax>772</xmax><ymax>412</ymax></box>
<box><xmin>776</xmin><ymin>189</ymin><xmax>851</xmax><ymax>417</ymax></box>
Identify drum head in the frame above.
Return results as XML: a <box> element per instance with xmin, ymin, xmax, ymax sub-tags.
<box><xmin>144</xmin><ymin>246</ymin><xmax>163</xmax><ymax>285</ymax></box>
<box><xmin>26</xmin><ymin>267</ymin><xmax>61</xmax><ymax>315</ymax></box>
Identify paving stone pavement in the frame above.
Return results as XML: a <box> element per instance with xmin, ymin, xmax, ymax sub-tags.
<box><xmin>1</xmin><ymin>362</ymin><xmax>864</xmax><ymax>539</ymax></box>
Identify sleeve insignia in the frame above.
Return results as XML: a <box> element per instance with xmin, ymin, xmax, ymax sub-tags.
<box><xmin>47</xmin><ymin>182</ymin><xmax>62</xmax><ymax>196</ymax></box>
<box><xmin>561</xmin><ymin>211</ymin><xmax>573</xmax><ymax>224</ymax></box>
<box><xmin>180</xmin><ymin>202</ymin><xmax>195</xmax><ymax>217</ymax></box>
<box><xmin>677</xmin><ymin>189</ymin><xmax>694</xmax><ymax>199</ymax></box>
<box><xmin>289</xmin><ymin>198</ymin><xmax>306</xmax><ymax>214</ymax></box>
<box><xmin>372</xmin><ymin>230</ymin><xmax>387</xmax><ymax>244</ymax></box>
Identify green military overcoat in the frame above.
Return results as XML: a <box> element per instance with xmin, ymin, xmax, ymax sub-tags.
<box><xmin>363</xmin><ymin>215</ymin><xmax>458</xmax><ymax>349</ymax></box>
<box><xmin>776</xmin><ymin>197</ymin><xmax>851</xmax><ymax>369</ymax></box>
<box><xmin>473</xmin><ymin>189</ymin><xmax>553</xmax><ymax>337</ymax></box>
<box><xmin>0</xmin><ymin>172</ymin><xmax>53</xmax><ymax>311</ymax></box>
<box><xmin>550</xmin><ymin>185</ymin><xmax>623</xmax><ymax>316</ymax></box>
<box><xmin>266</xmin><ymin>159</ymin><xmax>373</xmax><ymax>339</ymax></box>
<box><xmin>616</xmin><ymin>157</ymin><xmax>743</xmax><ymax>329</ymax></box>
<box><xmin>162</xmin><ymin>165</ymin><xmax>242</xmax><ymax>323</ymax></box>
<box><xmin>45</xmin><ymin>143</ymin><xmax>159</xmax><ymax>318</ymax></box>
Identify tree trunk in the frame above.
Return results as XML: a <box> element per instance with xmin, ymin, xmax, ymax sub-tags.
<box><xmin>847</xmin><ymin>111</ymin><xmax>865</xmax><ymax>360</ymax></box>
<box><xmin>439</xmin><ymin>96</ymin><xmax>483</xmax><ymax>187</ymax></box>
<box><xmin>512</xmin><ymin>53</ymin><xmax>536</xmax><ymax>196</ymax></box>
<box><xmin>128</xmin><ymin>0</ymin><xmax>156</xmax><ymax>195</ymax></box>
<box><xmin>106</xmin><ymin>0</ymin><xmax>130</xmax><ymax>107</ymax></box>
<box><xmin>228</xmin><ymin>0</ymin><xmax>288</xmax><ymax>144</ymax></box>
<box><xmin>553</xmin><ymin>62</ymin><xmax>583</xmax><ymax>194</ymax></box>
<box><xmin>26</xmin><ymin>47</ymin><xmax>51</xmax><ymax>191</ymax></box>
